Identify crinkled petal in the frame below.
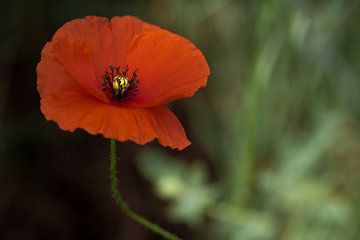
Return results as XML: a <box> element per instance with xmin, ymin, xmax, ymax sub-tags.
<box><xmin>46</xmin><ymin>16</ymin><xmax>160</xmax><ymax>103</ymax></box>
<box><xmin>52</xmin><ymin>16</ymin><xmax>158</xmax><ymax>78</ymax></box>
<box><xmin>53</xmin><ymin>16</ymin><xmax>113</xmax><ymax>79</ymax></box>
<box><xmin>41</xmin><ymin>92</ymin><xmax>190</xmax><ymax>150</ymax></box>
<box><xmin>110</xmin><ymin>16</ymin><xmax>159</xmax><ymax>67</ymax></box>
<box><xmin>37</xmin><ymin>42</ymin><xmax>89</xmax><ymax>104</ymax></box>
<box><xmin>50</xmin><ymin>38</ymin><xmax>108</xmax><ymax>102</ymax></box>
<box><xmin>125</xmin><ymin>30</ymin><xmax>210</xmax><ymax>108</ymax></box>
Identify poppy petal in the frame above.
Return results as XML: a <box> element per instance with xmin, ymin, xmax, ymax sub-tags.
<box><xmin>41</xmin><ymin>91</ymin><xmax>190</xmax><ymax>150</ymax></box>
<box><xmin>52</xmin><ymin>16</ymin><xmax>158</xmax><ymax>76</ymax></box>
<box><xmin>50</xmin><ymin>38</ymin><xmax>109</xmax><ymax>102</ymax></box>
<box><xmin>110</xmin><ymin>16</ymin><xmax>159</xmax><ymax>67</ymax></box>
<box><xmin>125</xmin><ymin>30</ymin><xmax>210</xmax><ymax>108</ymax></box>
<box><xmin>37</xmin><ymin>42</ymin><xmax>89</xmax><ymax>103</ymax></box>
<box><xmin>47</xmin><ymin>16</ymin><xmax>159</xmax><ymax>103</ymax></box>
<box><xmin>52</xmin><ymin>16</ymin><xmax>113</xmax><ymax>79</ymax></box>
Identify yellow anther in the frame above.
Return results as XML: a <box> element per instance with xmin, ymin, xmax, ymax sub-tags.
<box><xmin>112</xmin><ymin>79</ymin><xmax>119</xmax><ymax>91</ymax></box>
<box><xmin>113</xmin><ymin>75</ymin><xmax>130</xmax><ymax>95</ymax></box>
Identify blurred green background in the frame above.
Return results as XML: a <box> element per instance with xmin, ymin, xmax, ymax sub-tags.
<box><xmin>1</xmin><ymin>0</ymin><xmax>360</xmax><ymax>239</ymax></box>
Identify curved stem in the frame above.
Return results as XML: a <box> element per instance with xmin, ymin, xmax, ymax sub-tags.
<box><xmin>109</xmin><ymin>138</ymin><xmax>182</xmax><ymax>240</ymax></box>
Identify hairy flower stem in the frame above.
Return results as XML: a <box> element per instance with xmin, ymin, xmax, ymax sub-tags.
<box><xmin>109</xmin><ymin>138</ymin><xmax>182</xmax><ymax>240</ymax></box>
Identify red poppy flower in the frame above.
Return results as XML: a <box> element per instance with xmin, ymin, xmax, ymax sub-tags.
<box><xmin>37</xmin><ymin>16</ymin><xmax>210</xmax><ymax>150</ymax></box>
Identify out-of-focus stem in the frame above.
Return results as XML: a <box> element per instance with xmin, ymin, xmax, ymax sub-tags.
<box><xmin>109</xmin><ymin>138</ymin><xmax>182</xmax><ymax>240</ymax></box>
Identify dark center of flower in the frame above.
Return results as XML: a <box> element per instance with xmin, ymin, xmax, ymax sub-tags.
<box><xmin>101</xmin><ymin>65</ymin><xmax>139</xmax><ymax>101</ymax></box>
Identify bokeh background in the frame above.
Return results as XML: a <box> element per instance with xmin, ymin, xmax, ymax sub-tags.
<box><xmin>1</xmin><ymin>0</ymin><xmax>360</xmax><ymax>239</ymax></box>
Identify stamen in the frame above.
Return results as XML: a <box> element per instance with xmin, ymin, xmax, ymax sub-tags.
<box><xmin>101</xmin><ymin>65</ymin><xmax>139</xmax><ymax>101</ymax></box>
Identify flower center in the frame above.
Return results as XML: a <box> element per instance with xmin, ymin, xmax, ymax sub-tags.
<box><xmin>101</xmin><ymin>65</ymin><xmax>139</xmax><ymax>101</ymax></box>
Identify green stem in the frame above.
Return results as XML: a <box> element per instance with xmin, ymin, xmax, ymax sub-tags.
<box><xmin>109</xmin><ymin>138</ymin><xmax>182</xmax><ymax>240</ymax></box>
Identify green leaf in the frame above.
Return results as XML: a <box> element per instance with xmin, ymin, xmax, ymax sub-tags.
<box><xmin>137</xmin><ymin>149</ymin><xmax>217</xmax><ymax>226</ymax></box>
